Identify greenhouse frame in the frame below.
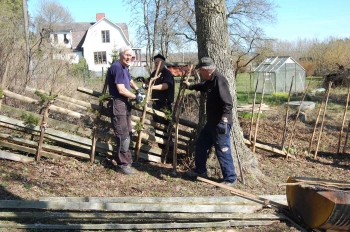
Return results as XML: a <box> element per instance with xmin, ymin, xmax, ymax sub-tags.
<box><xmin>254</xmin><ymin>56</ymin><xmax>306</xmax><ymax>94</ymax></box>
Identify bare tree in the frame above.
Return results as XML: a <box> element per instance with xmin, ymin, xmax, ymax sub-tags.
<box><xmin>0</xmin><ymin>0</ymin><xmax>29</xmax><ymax>92</ymax></box>
<box><xmin>126</xmin><ymin>0</ymin><xmax>196</xmax><ymax>72</ymax></box>
<box><xmin>195</xmin><ymin>0</ymin><xmax>262</xmax><ymax>180</ymax></box>
<box><xmin>33</xmin><ymin>0</ymin><xmax>74</xmax><ymax>33</ymax></box>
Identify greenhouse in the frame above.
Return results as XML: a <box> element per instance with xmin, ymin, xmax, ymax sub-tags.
<box><xmin>254</xmin><ymin>56</ymin><xmax>306</xmax><ymax>94</ymax></box>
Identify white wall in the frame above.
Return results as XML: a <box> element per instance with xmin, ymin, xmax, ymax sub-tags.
<box><xmin>82</xmin><ymin>19</ymin><xmax>130</xmax><ymax>72</ymax></box>
<box><xmin>50</xmin><ymin>32</ymin><xmax>72</xmax><ymax>49</ymax></box>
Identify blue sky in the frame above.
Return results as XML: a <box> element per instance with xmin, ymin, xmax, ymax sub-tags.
<box><xmin>28</xmin><ymin>0</ymin><xmax>350</xmax><ymax>43</ymax></box>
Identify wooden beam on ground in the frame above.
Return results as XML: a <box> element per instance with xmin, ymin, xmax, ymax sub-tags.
<box><xmin>0</xmin><ymin>200</ymin><xmax>263</xmax><ymax>213</ymax></box>
<box><xmin>197</xmin><ymin>177</ymin><xmax>288</xmax><ymax>210</ymax></box>
<box><xmin>38</xmin><ymin>195</ymin><xmax>286</xmax><ymax>204</ymax></box>
<box><xmin>0</xmin><ymin>150</ymin><xmax>34</xmax><ymax>163</ymax></box>
<box><xmin>244</xmin><ymin>138</ymin><xmax>287</xmax><ymax>156</ymax></box>
<box><xmin>0</xmin><ymin>220</ymin><xmax>279</xmax><ymax>230</ymax></box>
<box><xmin>0</xmin><ymin>139</ymin><xmax>62</xmax><ymax>160</ymax></box>
<box><xmin>0</xmin><ymin>211</ymin><xmax>285</xmax><ymax>220</ymax></box>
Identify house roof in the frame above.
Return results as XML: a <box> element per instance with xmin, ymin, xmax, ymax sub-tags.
<box><xmin>52</xmin><ymin>21</ymin><xmax>129</xmax><ymax>51</ymax></box>
<box><xmin>255</xmin><ymin>56</ymin><xmax>305</xmax><ymax>73</ymax></box>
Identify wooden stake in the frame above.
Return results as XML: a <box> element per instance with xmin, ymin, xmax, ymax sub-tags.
<box><xmin>172</xmin><ymin>65</ymin><xmax>193</xmax><ymax>169</ymax></box>
<box><xmin>252</xmin><ymin>75</ymin><xmax>266</xmax><ymax>153</ymax></box>
<box><xmin>285</xmin><ymin>80</ymin><xmax>310</xmax><ymax>159</ymax></box>
<box><xmin>0</xmin><ymin>62</ymin><xmax>9</xmax><ymax>110</ymax></box>
<box><xmin>248</xmin><ymin>74</ymin><xmax>259</xmax><ymax>142</ymax></box>
<box><xmin>36</xmin><ymin>102</ymin><xmax>52</xmax><ymax>162</ymax></box>
<box><xmin>342</xmin><ymin>120</ymin><xmax>350</xmax><ymax>154</ymax></box>
<box><xmin>135</xmin><ymin>63</ymin><xmax>161</xmax><ymax>161</ymax></box>
<box><xmin>90</xmin><ymin>74</ymin><xmax>109</xmax><ymax>163</ymax></box>
<box><xmin>314</xmin><ymin>82</ymin><xmax>332</xmax><ymax>159</ymax></box>
<box><xmin>307</xmin><ymin>91</ymin><xmax>327</xmax><ymax>155</ymax></box>
<box><xmin>281</xmin><ymin>76</ymin><xmax>294</xmax><ymax>148</ymax></box>
<box><xmin>163</xmin><ymin>70</ymin><xmax>189</xmax><ymax>163</ymax></box>
<box><xmin>337</xmin><ymin>84</ymin><xmax>350</xmax><ymax>154</ymax></box>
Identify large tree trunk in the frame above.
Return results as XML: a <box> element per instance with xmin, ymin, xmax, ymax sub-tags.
<box><xmin>194</xmin><ymin>0</ymin><xmax>261</xmax><ymax>180</ymax></box>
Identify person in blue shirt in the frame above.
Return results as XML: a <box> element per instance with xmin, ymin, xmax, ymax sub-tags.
<box><xmin>107</xmin><ymin>46</ymin><xmax>145</xmax><ymax>175</ymax></box>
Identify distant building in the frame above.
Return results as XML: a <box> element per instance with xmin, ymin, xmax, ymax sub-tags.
<box><xmin>50</xmin><ymin>13</ymin><xmax>142</xmax><ymax>77</ymax></box>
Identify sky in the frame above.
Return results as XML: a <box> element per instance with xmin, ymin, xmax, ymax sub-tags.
<box><xmin>27</xmin><ymin>0</ymin><xmax>350</xmax><ymax>43</ymax></box>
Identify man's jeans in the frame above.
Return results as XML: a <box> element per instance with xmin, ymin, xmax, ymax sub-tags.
<box><xmin>195</xmin><ymin>123</ymin><xmax>237</xmax><ymax>183</ymax></box>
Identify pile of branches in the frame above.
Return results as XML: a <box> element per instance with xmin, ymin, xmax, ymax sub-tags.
<box><xmin>324</xmin><ymin>64</ymin><xmax>350</xmax><ymax>87</ymax></box>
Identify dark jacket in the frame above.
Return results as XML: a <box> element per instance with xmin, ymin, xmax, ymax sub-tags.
<box><xmin>190</xmin><ymin>69</ymin><xmax>233</xmax><ymax>125</ymax></box>
<box><xmin>149</xmin><ymin>67</ymin><xmax>175</xmax><ymax>104</ymax></box>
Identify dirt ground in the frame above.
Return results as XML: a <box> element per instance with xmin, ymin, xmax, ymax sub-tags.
<box><xmin>0</xmin><ymin>103</ymin><xmax>350</xmax><ymax>232</ymax></box>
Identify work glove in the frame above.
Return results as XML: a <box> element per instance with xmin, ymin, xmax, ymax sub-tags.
<box><xmin>142</xmin><ymin>83</ymin><xmax>149</xmax><ymax>90</ymax></box>
<box><xmin>216</xmin><ymin>119</ymin><xmax>228</xmax><ymax>134</ymax></box>
<box><xmin>136</xmin><ymin>89</ymin><xmax>146</xmax><ymax>104</ymax></box>
<box><xmin>182</xmin><ymin>81</ymin><xmax>191</xmax><ymax>89</ymax></box>
<box><xmin>136</xmin><ymin>76</ymin><xmax>145</xmax><ymax>82</ymax></box>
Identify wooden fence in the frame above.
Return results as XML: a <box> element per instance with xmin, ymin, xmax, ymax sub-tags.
<box><xmin>0</xmin><ymin>195</ymin><xmax>288</xmax><ymax>230</ymax></box>
<box><xmin>0</xmin><ymin>86</ymin><xmax>196</xmax><ymax>165</ymax></box>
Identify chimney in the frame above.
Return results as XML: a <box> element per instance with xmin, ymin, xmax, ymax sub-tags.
<box><xmin>96</xmin><ymin>13</ymin><xmax>105</xmax><ymax>21</ymax></box>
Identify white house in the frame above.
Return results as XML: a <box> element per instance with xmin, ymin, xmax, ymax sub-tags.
<box><xmin>50</xmin><ymin>13</ymin><xmax>142</xmax><ymax>76</ymax></box>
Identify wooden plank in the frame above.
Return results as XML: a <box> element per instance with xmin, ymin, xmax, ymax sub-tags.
<box><xmin>77</xmin><ymin>87</ymin><xmax>197</xmax><ymax>129</ymax></box>
<box><xmin>0</xmin><ymin>120</ymin><xmax>161</xmax><ymax>163</ymax></box>
<box><xmin>198</xmin><ymin>177</ymin><xmax>288</xmax><ymax>209</ymax></box>
<box><xmin>244</xmin><ymin>138</ymin><xmax>286</xmax><ymax>156</ymax></box>
<box><xmin>0</xmin><ymin>150</ymin><xmax>34</xmax><ymax>163</ymax></box>
<box><xmin>0</xmin><ymin>140</ymin><xmax>63</xmax><ymax>160</ymax></box>
<box><xmin>0</xmin><ymin>200</ymin><xmax>262</xmax><ymax>213</ymax></box>
<box><xmin>0</xmin><ymin>211</ymin><xmax>285</xmax><ymax>220</ymax></box>
<box><xmin>0</xmin><ymin>220</ymin><xmax>278</xmax><ymax>230</ymax></box>
<box><xmin>0</xmin><ymin>133</ymin><xmax>90</xmax><ymax>159</ymax></box>
<box><xmin>1</xmin><ymin>105</ymin><xmax>92</xmax><ymax>137</ymax></box>
<box><xmin>39</xmin><ymin>195</ymin><xmax>286</xmax><ymax>204</ymax></box>
<box><xmin>3</xmin><ymin>90</ymin><xmax>83</xmax><ymax>119</ymax></box>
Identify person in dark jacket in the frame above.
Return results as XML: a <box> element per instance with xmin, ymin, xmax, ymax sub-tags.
<box><xmin>136</xmin><ymin>54</ymin><xmax>174</xmax><ymax>125</ymax></box>
<box><xmin>183</xmin><ymin>57</ymin><xmax>238</xmax><ymax>187</ymax></box>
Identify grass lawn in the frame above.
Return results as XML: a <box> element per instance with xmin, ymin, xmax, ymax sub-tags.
<box><xmin>235</xmin><ymin>73</ymin><xmax>325</xmax><ymax>105</ymax></box>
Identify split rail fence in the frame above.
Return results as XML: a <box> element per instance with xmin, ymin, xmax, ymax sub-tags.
<box><xmin>0</xmin><ymin>85</ymin><xmax>290</xmax><ymax>166</ymax></box>
<box><xmin>0</xmin><ymin>195</ymin><xmax>288</xmax><ymax>230</ymax></box>
<box><xmin>0</xmin><ymin>87</ymin><xmax>197</xmax><ymax>165</ymax></box>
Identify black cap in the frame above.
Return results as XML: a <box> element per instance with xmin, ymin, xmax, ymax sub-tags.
<box><xmin>153</xmin><ymin>54</ymin><xmax>166</xmax><ymax>61</ymax></box>
<box><xmin>195</xmin><ymin>57</ymin><xmax>215</xmax><ymax>69</ymax></box>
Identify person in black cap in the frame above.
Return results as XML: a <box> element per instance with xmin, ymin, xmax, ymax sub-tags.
<box><xmin>183</xmin><ymin>57</ymin><xmax>238</xmax><ymax>187</ymax></box>
<box><xmin>136</xmin><ymin>54</ymin><xmax>175</xmax><ymax>126</ymax></box>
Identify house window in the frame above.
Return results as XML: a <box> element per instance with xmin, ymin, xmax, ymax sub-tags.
<box><xmin>54</xmin><ymin>34</ymin><xmax>58</xmax><ymax>43</ymax></box>
<box><xmin>101</xmin><ymin>30</ymin><xmax>110</xmax><ymax>43</ymax></box>
<box><xmin>94</xmin><ymin>51</ymin><xmax>107</xmax><ymax>64</ymax></box>
<box><xmin>64</xmin><ymin>34</ymin><xmax>69</xmax><ymax>44</ymax></box>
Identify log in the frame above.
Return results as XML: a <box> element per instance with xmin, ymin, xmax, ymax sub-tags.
<box><xmin>77</xmin><ymin>87</ymin><xmax>197</xmax><ymax>129</ymax></box>
<box><xmin>0</xmin><ymin>200</ymin><xmax>263</xmax><ymax>213</ymax></box>
<box><xmin>197</xmin><ymin>177</ymin><xmax>288</xmax><ymax>210</ymax></box>
<box><xmin>0</xmin><ymin>220</ymin><xmax>278</xmax><ymax>230</ymax></box>
<box><xmin>3</xmin><ymin>90</ymin><xmax>83</xmax><ymax>119</ymax></box>
<box><xmin>0</xmin><ymin>139</ymin><xmax>62</xmax><ymax>160</ymax></box>
<box><xmin>0</xmin><ymin>150</ymin><xmax>34</xmax><ymax>163</ymax></box>
<box><xmin>0</xmin><ymin>117</ymin><xmax>163</xmax><ymax>162</ymax></box>
<box><xmin>243</xmin><ymin>139</ymin><xmax>286</xmax><ymax>156</ymax></box>
<box><xmin>1</xmin><ymin>105</ymin><xmax>92</xmax><ymax>137</ymax></box>
<box><xmin>39</xmin><ymin>195</ymin><xmax>287</xmax><ymax>204</ymax></box>
<box><xmin>0</xmin><ymin>211</ymin><xmax>285</xmax><ymax>220</ymax></box>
